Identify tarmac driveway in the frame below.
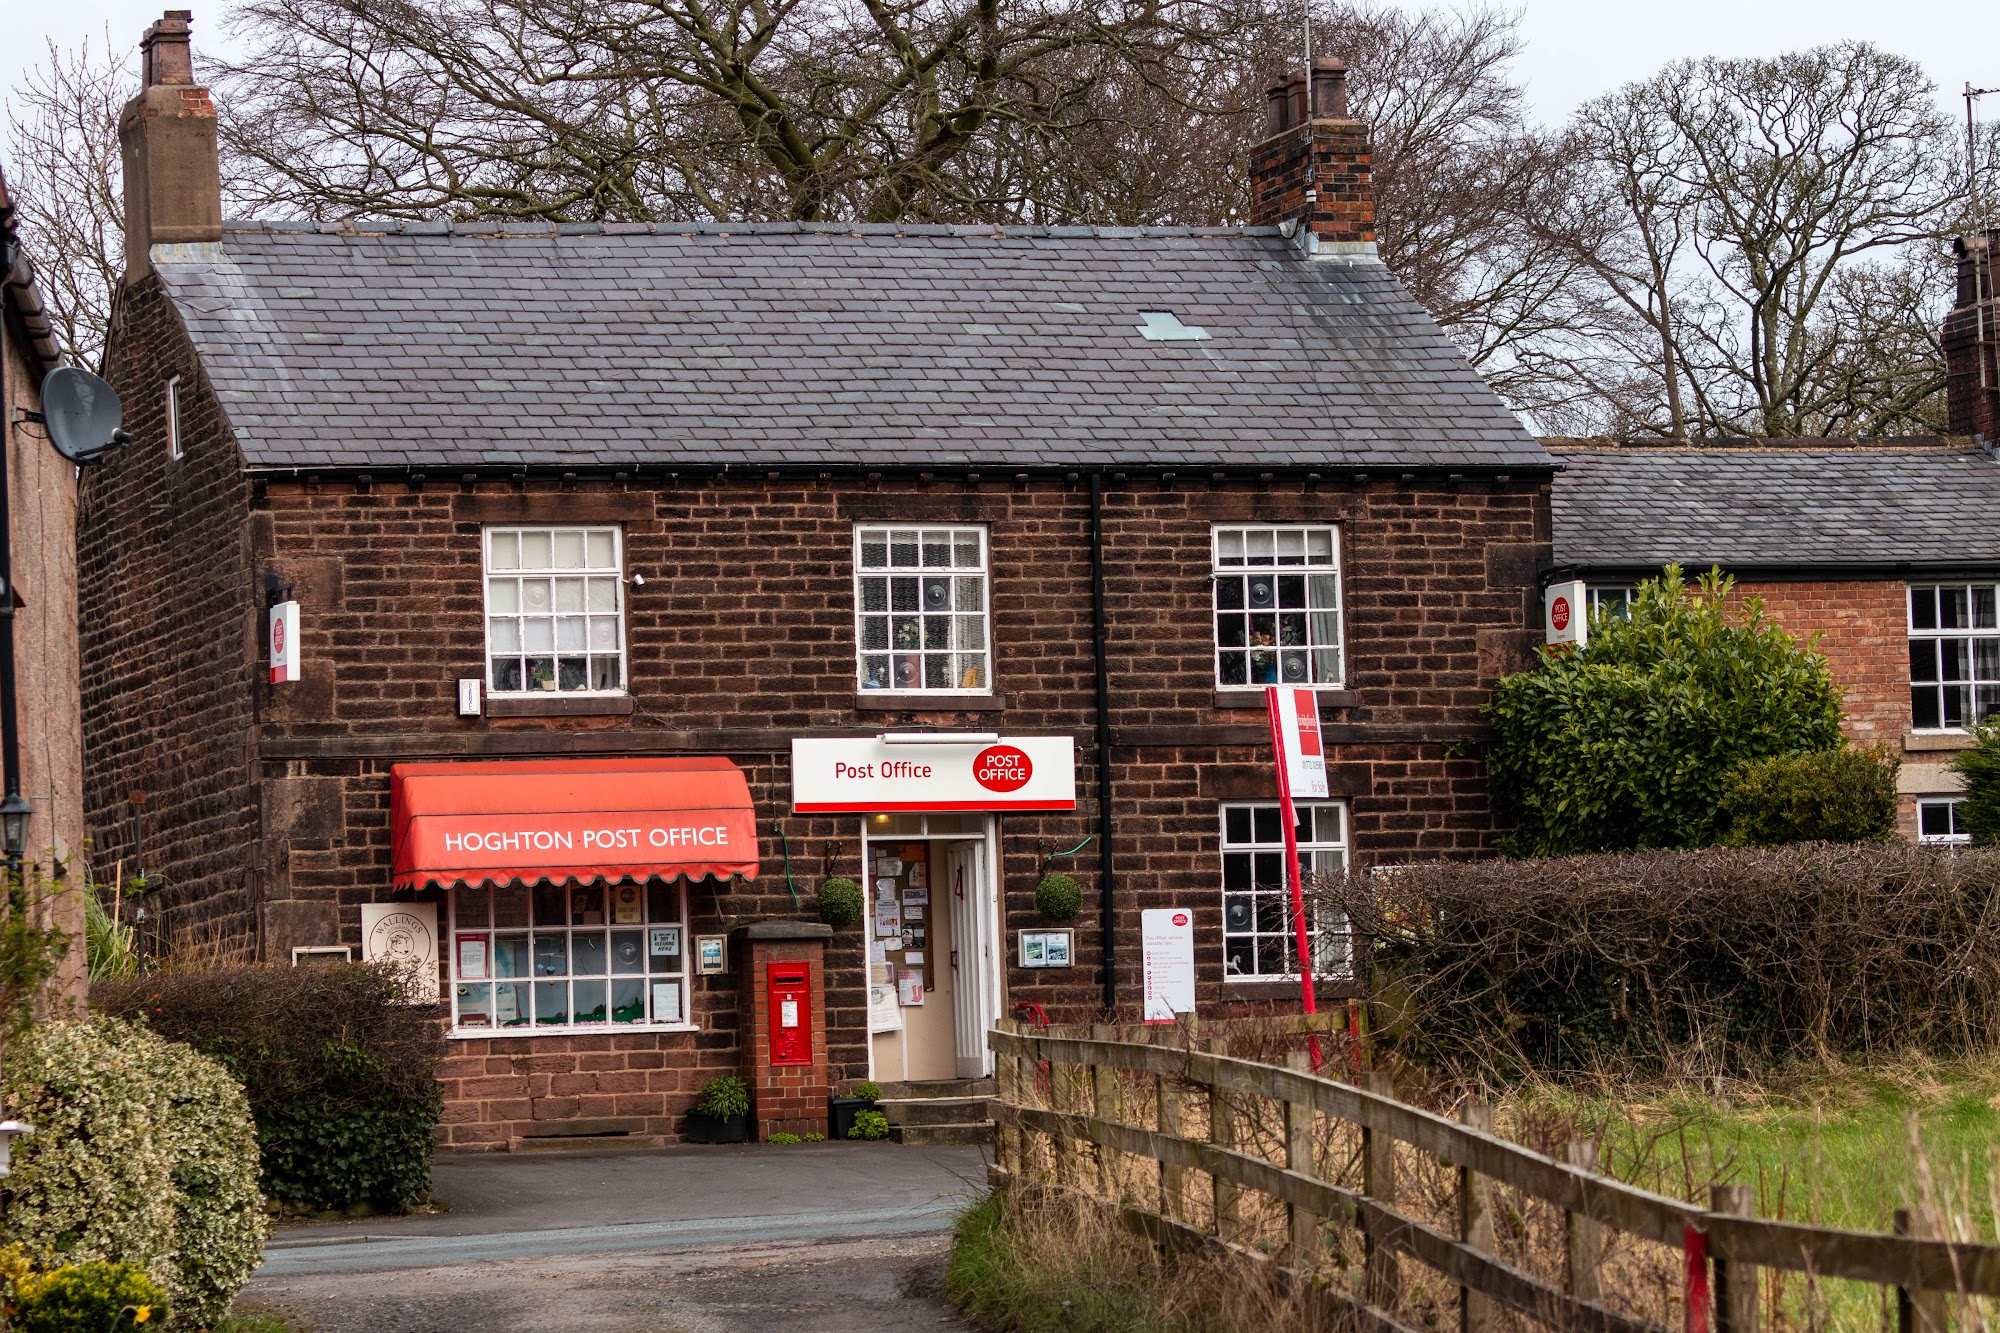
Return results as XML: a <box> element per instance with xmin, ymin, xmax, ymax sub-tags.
<box><xmin>240</xmin><ymin>1142</ymin><xmax>986</xmax><ymax>1331</ymax></box>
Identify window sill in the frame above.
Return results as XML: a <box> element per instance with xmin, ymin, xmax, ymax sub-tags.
<box><xmin>1212</xmin><ymin>688</ymin><xmax>1357</xmax><ymax>711</ymax></box>
<box><xmin>486</xmin><ymin>694</ymin><xmax>635</xmax><ymax>718</ymax></box>
<box><xmin>855</xmin><ymin>693</ymin><xmax>1007</xmax><ymax>713</ymax></box>
<box><xmin>448</xmin><ymin>1022</ymin><xmax>698</xmax><ymax>1040</ymax></box>
<box><xmin>1905</xmin><ymin>731</ymin><xmax>1979</xmax><ymax>751</ymax></box>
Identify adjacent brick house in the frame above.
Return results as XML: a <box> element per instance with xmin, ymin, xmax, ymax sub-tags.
<box><xmin>1546</xmin><ymin>437</ymin><xmax>2000</xmax><ymax>841</ymax></box>
<box><xmin>1</xmin><ymin>167</ymin><xmax>86</xmax><ymax>1009</ymax></box>
<box><xmin>84</xmin><ymin>24</ymin><xmax>1554</xmax><ymax>1145</ymax></box>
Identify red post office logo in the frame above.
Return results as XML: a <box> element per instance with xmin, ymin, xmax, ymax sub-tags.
<box><xmin>1172</xmin><ymin>912</ymin><xmax>1189</xmax><ymax>927</ymax></box>
<box><xmin>1549</xmin><ymin>596</ymin><xmax>1571</xmax><ymax>632</ymax></box>
<box><xmin>271</xmin><ymin>617</ymin><xmax>286</xmax><ymax>656</ymax></box>
<box><xmin>972</xmin><ymin>744</ymin><xmax>1033</xmax><ymax>793</ymax></box>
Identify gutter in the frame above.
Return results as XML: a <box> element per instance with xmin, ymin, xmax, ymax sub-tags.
<box><xmin>1545</xmin><ymin>561</ymin><xmax>2000</xmax><ymax>586</ymax></box>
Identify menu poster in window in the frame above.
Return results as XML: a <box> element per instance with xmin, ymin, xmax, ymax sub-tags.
<box><xmin>457</xmin><ymin>933</ymin><xmax>490</xmax><ymax>981</ymax></box>
<box><xmin>903</xmin><ymin>883</ymin><xmax>930</xmax><ymax>906</ymax></box>
<box><xmin>897</xmin><ymin>968</ymin><xmax>926</xmax><ymax>1006</ymax></box>
<box><xmin>361</xmin><ymin>903</ymin><xmax>439</xmax><ymax>1004</ymax></box>
<box><xmin>651</xmin><ymin>982</ymin><xmax>683</xmax><ymax>1024</ymax></box>
<box><xmin>613</xmin><ymin>884</ymin><xmax>644</xmax><ymax>925</ymax></box>
<box><xmin>907</xmin><ymin>863</ymin><xmax>926</xmax><ymax>890</ymax></box>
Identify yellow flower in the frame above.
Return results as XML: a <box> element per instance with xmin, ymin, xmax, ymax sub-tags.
<box><xmin>134</xmin><ymin>1306</ymin><xmax>152</xmax><ymax>1323</ymax></box>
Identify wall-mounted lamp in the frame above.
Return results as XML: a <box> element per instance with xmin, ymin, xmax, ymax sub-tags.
<box><xmin>0</xmin><ymin>791</ymin><xmax>32</xmax><ymax>870</ymax></box>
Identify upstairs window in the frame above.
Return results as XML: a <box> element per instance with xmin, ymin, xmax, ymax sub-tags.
<box><xmin>1909</xmin><ymin>583</ymin><xmax>2000</xmax><ymax>730</ymax></box>
<box><xmin>1213</xmin><ymin>525</ymin><xmax>1343</xmax><ymax>689</ymax></box>
<box><xmin>855</xmin><ymin>525</ymin><xmax>990</xmax><ymax>693</ymax></box>
<box><xmin>1588</xmin><ymin>584</ymin><xmax>1635</xmax><ymax>621</ymax></box>
<box><xmin>484</xmin><ymin>526</ymin><xmax>625</xmax><ymax>695</ymax></box>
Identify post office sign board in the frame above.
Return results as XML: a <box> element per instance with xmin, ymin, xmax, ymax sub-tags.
<box><xmin>791</xmin><ymin>735</ymin><xmax>1076</xmax><ymax>813</ymax></box>
<box><xmin>1544</xmin><ymin>581</ymin><xmax>1587</xmax><ymax>647</ymax></box>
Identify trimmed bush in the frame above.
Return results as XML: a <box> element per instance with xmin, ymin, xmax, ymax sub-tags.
<box><xmin>1</xmin><ymin>1017</ymin><xmax>265</xmax><ymax>1328</ymax></box>
<box><xmin>95</xmin><ymin>962</ymin><xmax>443</xmax><ymax>1212</ymax></box>
<box><xmin>1324</xmin><ymin>843</ymin><xmax>2000</xmax><ymax>1081</ymax></box>
<box><xmin>1486</xmin><ymin>566</ymin><xmax>1844</xmax><ymax>855</ymax></box>
<box><xmin>1953</xmin><ymin>719</ymin><xmax>2000</xmax><ymax>845</ymax></box>
<box><xmin>694</xmin><ymin>1074</ymin><xmax>750</xmax><ymax>1119</ymax></box>
<box><xmin>1034</xmin><ymin>873</ymin><xmax>1082</xmax><ymax>921</ymax></box>
<box><xmin>817</xmin><ymin>878</ymin><xmax>864</xmax><ymax>928</ymax></box>
<box><xmin>10</xmin><ymin>1260</ymin><xmax>167</xmax><ymax>1333</ymax></box>
<box><xmin>1720</xmin><ymin>747</ymin><xmax>1899</xmax><ymax>846</ymax></box>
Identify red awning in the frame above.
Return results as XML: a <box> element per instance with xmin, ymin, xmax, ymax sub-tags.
<box><xmin>390</xmin><ymin>758</ymin><xmax>760</xmax><ymax>891</ymax></box>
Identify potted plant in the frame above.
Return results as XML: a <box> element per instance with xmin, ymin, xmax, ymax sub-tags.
<box><xmin>686</xmin><ymin>1074</ymin><xmax>750</xmax><ymax>1144</ymax></box>
<box><xmin>828</xmin><ymin>1079</ymin><xmax>880</xmax><ymax>1141</ymax></box>
<box><xmin>818</xmin><ymin>878</ymin><xmax>864</xmax><ymax>929</ymax></box>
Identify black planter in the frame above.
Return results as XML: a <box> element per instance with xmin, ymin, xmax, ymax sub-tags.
<box><xmin>686</xmin><ymin>1110</ymin><xmax>749</xmax><ymax>1144</ymax></box>
<box><xmin>828</xmin><ymin>1096</ymin><xmax>877</xmax><ymax>1141</ymax></box>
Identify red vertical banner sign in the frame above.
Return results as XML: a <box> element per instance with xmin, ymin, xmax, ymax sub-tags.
<box><xmin>1683</xmin><ymin>1226</ymin><xmax>1711</xmax><ymax>1333</ymax></box>
<box><xmin>1267</xmin><ymin>686</ymin><xmax>1329</xmax><ymax>1065</ymax></box>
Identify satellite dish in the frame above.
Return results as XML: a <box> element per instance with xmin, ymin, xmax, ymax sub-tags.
<box><xmin>40</xmin><ymin>367</ymin><xmax>132</xmax><ymax>465</ymax></box>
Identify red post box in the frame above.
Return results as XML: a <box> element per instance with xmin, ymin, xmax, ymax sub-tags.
<box><xmin>768</xmin><ymin>962</ymin><xmax>811</xmax><ymax>1066</ymax></box>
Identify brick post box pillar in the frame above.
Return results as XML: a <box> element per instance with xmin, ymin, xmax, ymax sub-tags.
<box><xmin>733</xmin><ymin>921</ymin><xmax>833</xmax><ymax>1141</ymax></box>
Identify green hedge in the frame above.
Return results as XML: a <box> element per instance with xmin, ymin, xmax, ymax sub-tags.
<box><xmin>1720</xmin><ymin>747</ymin><xmax>1899</xmax><ymax>846</ymax></box>
<box><xmin>96</xmin><ymin>962</ymin><xmax>443</xmax><ymax>1212</ymax></box>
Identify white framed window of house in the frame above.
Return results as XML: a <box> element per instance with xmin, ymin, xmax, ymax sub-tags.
<box><xmin>1588</xmin><ymin>583</ymin><xmax>1636</xmax><ymax>621</ymax></box>
<box><xmin>1909</xmin><ymin>583</ymin><xmax>2000</xmax><ymax>731</ymax></box>
<box><xmin>448</xmin><ymin>879</ymin><xmax>691</xmax><ymax>1034</ymax></box>
<box><xmin>1918</xmin><ymin>798</ymin><xmax>1971</xmax><ymax>846</ymax></box>
<box><xmin>483</xmin><ymin>526</ymin><xmax>626</xmax><ymax>695</ymax></box>
<box><xmin>1212</xmin><ymin>525</ymin><xmax>1343</xmax><ymax>689</ymax></box>
<box><xmin>165</xmin><ymin>376</ymin><xmax>182</xmax><ymax>460</ymax></box>
<box><xmin>1219</xmin><ymin>802</ymin><xmax>1350</xmax><ymax>981</ymax></box>
<box><xmin>854</xmin><ymin>524</ymin><xmax>991</xmax><ymax>693</ymax></box>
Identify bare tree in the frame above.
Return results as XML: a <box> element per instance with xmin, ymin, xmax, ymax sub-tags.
<box><xmin>3</xmin><ymin>35</ymin><xmax>129</xmax><ymax>368</ymax></box>
<box><xmin>1529</xmin><ymin>44</ymin><xmax>1960</xmax><ymax>438</ymax></box>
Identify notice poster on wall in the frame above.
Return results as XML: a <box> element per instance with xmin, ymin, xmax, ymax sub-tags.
<box><xmin>456</xmin><ymin>934</ymin><xmax>489</xmax><ymax>981</ymax></box>
<box><xmin>897</xmin><ymin>968</ymin><xmax>926</xmax><ymax>1006</ymax></box>
<box><xmin>1140</xmin><ymin>909</ymin><xmax>1196</xmax><ymax>1022</ymax></box>
<box><xmin>652</xmin><ymin>982</ymin><xmax>683</xmax><ymax>1024</ymax></box>
<box><xmin>873</xmin><ymin>892</ymin><xmax>902</xmax><ymax>938</ymax></box>
<box><xmin>869</xmin><ymin>982</ymin><xmax>904</xmax><ymax>1032</ymax></box>
<box><xmin>361</xmin><ymin>903</ymin><xmax>440</xmax><ymax>1004</ymax></box>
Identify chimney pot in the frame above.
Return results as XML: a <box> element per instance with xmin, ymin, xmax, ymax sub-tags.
<box><xmin>1310</xmin><ymin>57</ymin><xmax>1349</xmax><ymax>120</ymax></box>
<box><xmin>1266</xmin><ymin>80</ymin><xmax>1293</xmax><ymax>136</ymax></box>
<box><xmin>141</xmin><ymin>10</ymin><xmax>196</xmax><ymax>87</ymax></box>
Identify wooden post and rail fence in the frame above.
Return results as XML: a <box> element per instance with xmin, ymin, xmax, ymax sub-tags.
<box><xmin>989</xmin><ymin>1016</ymin><xmax>2000</xmax><ymax>1332</ymax></box>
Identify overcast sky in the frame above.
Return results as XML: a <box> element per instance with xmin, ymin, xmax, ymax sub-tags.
<box><xmin>6</xmin><ymin>0</ymin><xmax>1999</xmax><ymax>139</ymax></box>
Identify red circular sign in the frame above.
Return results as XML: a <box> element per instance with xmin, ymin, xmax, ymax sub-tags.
<box><xmin>1550</xmin><ymin>596</ymin><xmax>1571</xmax><ymax>632</ymax></box>
<box><xmin>1172</xmin><ymin>912</ymin><xmax>1189</xmax><ymax>927</ymax></box>
<box><xmin>271</xmin><ymin>617</ymin><xmax>286</xmax><ymax>655</ymax></box>
<box><xmin>971</xmin><ymin>744</ymin><xmax>1033</xmax><ymax>793</ymax></box>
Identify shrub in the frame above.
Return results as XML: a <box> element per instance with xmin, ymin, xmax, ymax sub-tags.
<box><xmin>1720</xmin><ymin>747</ymin><xmax>1899</xmax><ymax>846</ymax></box>
<box><xmin>694</xmin><ymin>1074</ymin><xmax>749</xmax><ymax>1119</ymax></box>
<box><xmin>851</xmin><ymin>1080</ymin><xmax>882</xmax><ymax>1102</ymax></box>
<box><xmin>1487</xmin><ymin>566</ymin><xmax>1844</xmax><ymax>855</ymax></box>
<box><xmin>11</xmin><ymin>1260</ymin><xmax>167</xmax><ymax>1333</ymax></box>
<box><xmin>2</xmin><ymin>1017</ymin><xmax>265</xmax><ymax>1327</ymax></box>
<box><xmin>1953</xmin><ymin>719</ymin><xmax>2000</xmax><ymax>845</ymax></box>
<box><xmin>802</xmin><ymin>1132</ymin><xmax>825</xmax><ymax>1142</ymax></box>
<box><xmin>816</xmin><ymin>878</ymin><xmax>864</xmax><ymax>928</ymax></box>
<box><xmin>768</xmin><ymin>1132</ymin><xmax>801</xmax><ymax>1145</ymax></box>
<box><xmin>1034</xmin><ymin>874</ymin><xmax>1082</xmax><ymax>921</ymax></box>
<box><xmin>95</xmin><ymin>962</ymin><xmax>443</xmax><ymax>1212</ymax></box>
<box><xmin>1325</xmin><ymin>843</ymin><xmax>2000</xmax><ymax>1082</ymax></box>
<box><xmin>847</xmin><ymin>1109</ymin><xmax>890</xmax><ymax>1140</ymax></box>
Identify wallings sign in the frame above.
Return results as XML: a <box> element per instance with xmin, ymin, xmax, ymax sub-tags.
<box><xmin>790</xmin><ymin>735</ymin><xmax>1077</xmax><ymax>813</ymax></box>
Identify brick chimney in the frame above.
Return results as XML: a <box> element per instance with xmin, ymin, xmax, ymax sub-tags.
<box><xmin>1945</xmin><ymin>230</ymin><xmax>2000</xmax><ymax>444</ymax></box>
<box><xmin>119</xmin><ymin>10</ymin><xmax>221</xmax><ymax>282</ymax></box>
<box><xmin>1248</xmin><ymin>57</ymin><xmax>1375</xmax><ymax>250</ymax></box>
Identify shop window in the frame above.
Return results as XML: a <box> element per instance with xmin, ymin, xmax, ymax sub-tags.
<box><xmin>484</xmin><ymin>526</ymin><xmax>626</xmax><ymax>695</ymax></box>
<box><xmin>1909</xmin><ymin>583</ymin><xmax>2000</xmax><ymax>731</ymax></box>
<box><xmin>1219</xmin><ymin>802</ymin><xmax>1349</xmax><ymax>981</ymax></box>
<box><xmin>855</xmin><ymin>524</ymin><xmax>990</xmax><ymax>693</ymax></box>
<box><xmin>448</xmin><ymin>878</ymin><xmax>689</xmax><ymax>1032</ymax></box>
<box><xmin>1918</xmin><ymin>798</ymin><xmax>1971</xmax><ymax>846</ymax></box>
<box><xmin>1212</xmin><ymin>525</ymin><xmax>1343</xmax><ymax>689</ymax></box>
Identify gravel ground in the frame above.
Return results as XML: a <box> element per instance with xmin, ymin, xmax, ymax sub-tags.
<box><xmin>239</xmin><ymin>1233</ymin><xmax>971</xmax><ymax>1333</ymax></box>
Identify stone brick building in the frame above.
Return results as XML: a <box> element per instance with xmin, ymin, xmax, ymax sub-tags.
<box><xmin>1546</xmin><ymin>438</ymin><xmax>2000</xmax><ymax>842</ymax></box>
<box><xmin>83</xmin><ymin>25</ymin><xmax>1554</xmax><ymax>1146</ymax></box>
<box><xmin>1</xmin><ymin>167</ymin><xmax>86</xmax><ymax>1009</ymax></box>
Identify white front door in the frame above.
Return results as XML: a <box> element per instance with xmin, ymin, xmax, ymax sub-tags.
<box><xmin>944</xmin><ymin>839</ymin><xmax>997</xmax><ymax>1078</ymax></box>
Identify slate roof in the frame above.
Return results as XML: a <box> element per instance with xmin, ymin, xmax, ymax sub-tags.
<box><xmin>150</xmin><ymin>220</ymin><xmax>1549</xmax><ymax>472</ymax></box>
<box><xmin>1550</xmin><ymin>442</ymin><xmax>2000</xmax><ymax>570</ymax></box>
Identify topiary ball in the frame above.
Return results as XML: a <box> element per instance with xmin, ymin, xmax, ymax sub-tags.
<box><xmin>817</xmin><ymin>878</ymin><xmax>864</xmax><ymax>928</ymax></box>
<box><xmin>1035</xmin><ymin>873</ymin><xmax>1082</xmax><ymax>921</ymax></box>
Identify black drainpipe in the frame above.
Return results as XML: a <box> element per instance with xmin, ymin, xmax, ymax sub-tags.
<box><xmin>1088</xmin><ymin>472</ymin><xmax>1116</xmax><ymax>1011</ymax></box>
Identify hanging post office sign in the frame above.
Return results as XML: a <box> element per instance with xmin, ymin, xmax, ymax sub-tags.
<box><xmin>790</xmin><ymin>735</ymin><xmax>1076</xmax><ymax>813</ymax></box>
